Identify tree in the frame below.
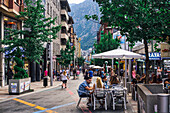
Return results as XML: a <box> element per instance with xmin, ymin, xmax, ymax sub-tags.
<box><xmin>1</xmin><ymin>0</ymin><xmax>61</xmax><ymax>80</ymax></box>
<box><xmin>57</xmin><ymin>40</ymin><xmax>75</xmax><ymax>67</ymax></box>
<box><xmin>78</xmin><ymin>57</ymin><xmax>85</xmax><ymax>66</ymax></box>
<box><xmin>93</xmin><ymin>32</ymin><xmax>120</xmax><ymax>66</ymax></box>
<box><xmin>1</xmin><ymin>0</ymin><xmax>61</xmax><ymax>62</ymax></box>
<box><xmin>91</xmin><ymin>0</ymin><xmax>169</xmax><ymax>83</ymax></box>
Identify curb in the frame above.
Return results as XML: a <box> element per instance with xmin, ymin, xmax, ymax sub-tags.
<box><xmin>0</xmin><ymin>84</ymin><xmax>61</xmax><ymax>103</ymax></box>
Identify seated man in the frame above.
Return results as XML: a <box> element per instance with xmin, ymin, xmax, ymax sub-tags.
<box><xmin>164</xmin><ymin>74</ymin><xmax>170</xmax><ymax>89</ymax></box>
<box><xmin>78</xmin><ymin>76</ymin><xmax>93</xmax><ymax>105</ymax></box>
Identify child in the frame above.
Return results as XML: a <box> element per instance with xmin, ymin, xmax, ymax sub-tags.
<box><xmin>61</xmin><ymin>71</ymin><xmax>69</xmax><ymax>88</ymax></box>
<box><xmin>76</xmin><ymin>69</ymin><xmax>80</xmax><ymax>79</ymax></box>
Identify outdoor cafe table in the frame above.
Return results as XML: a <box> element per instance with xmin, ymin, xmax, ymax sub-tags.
<box><xmin>93</xmin><ymin>85</ymin><xmax>127</xmax><ymax>109</ymax></box>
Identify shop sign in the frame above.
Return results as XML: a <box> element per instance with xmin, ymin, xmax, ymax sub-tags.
<box><xmin>149</xmin><ymin>52</ymin><xmax>161</xmax><ymax>60</ymax></box>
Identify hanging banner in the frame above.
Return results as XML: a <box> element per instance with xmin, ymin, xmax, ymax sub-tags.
<box><xmin>161</xmin><ymin>43</ymin><xmax>170</xmax><ymax>59</ymax></box>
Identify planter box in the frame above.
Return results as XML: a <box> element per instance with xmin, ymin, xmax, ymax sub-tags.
<box><xmin>9</xmin><ymin>77</ymin><xmax>31</xmax><ymax>94</ymax></box>
<box><xmin>137</xmin><ymin>84</ymin><xmax>170</xmax><ymax>113</ymax></box>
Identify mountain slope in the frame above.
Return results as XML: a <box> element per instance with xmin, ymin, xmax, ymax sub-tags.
<box><xmin>70</xmin><ymin>0</ymin><xmax>100</xmax><ymax>50</ymax></box>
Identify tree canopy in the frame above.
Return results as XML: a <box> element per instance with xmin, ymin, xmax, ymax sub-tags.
<box><xmin>90</xmin><ymin>0</ymin><xmax>169</xmax><ymax>83</ymax></box>
<box><xmin>1</xmin><ymin>0</ymin><xmax>61</xmax><ymax>62</ymax></box>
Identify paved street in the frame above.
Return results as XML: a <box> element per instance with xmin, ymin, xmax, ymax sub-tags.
<box><xmin>0</xmin><ymin>73</ymin><xmax>136</xmax><ymax>113</ymax></box>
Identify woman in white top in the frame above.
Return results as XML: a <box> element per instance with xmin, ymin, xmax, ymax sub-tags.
<box><xmin>61</xmin><ymin>71</ymin><xmax>69</xmax><ymax>88</ymax></box>
<box><xmin>157</xmin><ymin>66</ymin><xmax>162</xmax><ymax>76</ymax></box>
<box><xmin>93</xmin><ymin>77</ymin><xmax>105</xmax><ymax>108</ymax></box>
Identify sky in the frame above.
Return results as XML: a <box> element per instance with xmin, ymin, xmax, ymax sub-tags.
<box><xmin>68</xmin><ymin>0</ymin><xmax>85</xmax><ymax>4</ymax></box>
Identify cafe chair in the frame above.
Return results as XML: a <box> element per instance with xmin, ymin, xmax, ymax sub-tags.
<box><xmin>93</xmin><ymin>88</ymin><xmax>108</xmax><ymax>110</ymax></box>
<box><xmin>111</xmin><ymin>89</ymin><xmax>126</xmax><ymax>110</ymax></box>
<box><xmin>76</xmin><ymin>90</ymin><xmax>92</xmax><ymax>108</ymax></box>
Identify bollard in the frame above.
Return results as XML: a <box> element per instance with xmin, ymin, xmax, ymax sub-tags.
<box><xmin>157</xmin><ymin>94</ymin><xmax>169</xmax><ymax>113</ymax></box>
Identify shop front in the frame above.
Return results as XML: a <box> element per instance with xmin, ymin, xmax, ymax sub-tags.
<box><xmin>3</xmin><ymin>15</ymin><xmax>22</xmax><ymax>86</ymax></box>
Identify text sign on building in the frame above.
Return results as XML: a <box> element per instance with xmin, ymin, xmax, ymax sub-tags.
<box><xmin>149</xmin><ymin>52</ymin><xmax>161</xmax><ymax>60</ymax></box>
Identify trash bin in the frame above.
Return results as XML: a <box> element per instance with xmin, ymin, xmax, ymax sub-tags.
<box><xmin>43</xmin><ymin>76</ymin><xmax>48</xmax><ymax>87</ymax></box>
<box><xmin>157</xmin><ymin>94</ymin><xmax>169</xmax><ymax>113</ymax></box>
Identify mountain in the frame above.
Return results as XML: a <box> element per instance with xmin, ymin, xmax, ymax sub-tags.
<box><xmin>70</xmin><ymin>0</ymin><xmax>100</xmax><ymax>50</ymax></box>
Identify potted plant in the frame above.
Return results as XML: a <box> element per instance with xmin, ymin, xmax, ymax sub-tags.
<box><xmin>9</xmin><ymin>56</ymin><xmax>30</xmax><ymax>94</ymax></box>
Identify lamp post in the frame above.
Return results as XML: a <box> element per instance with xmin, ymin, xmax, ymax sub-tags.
<box><xmin>105</xmin><ymin>61</ymin><xmax>108</xmax><ymax>76</ymax></box>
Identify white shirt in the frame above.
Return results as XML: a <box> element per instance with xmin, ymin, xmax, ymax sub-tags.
<box><xmin>61</xmin><ymin>74</ymin><xmax>67</xmax><ymax>80</ymax></box>
<box><xmin>66</xmin><ymin>69</ymin><xmax>69</xmax><ymax>75</ymax></box>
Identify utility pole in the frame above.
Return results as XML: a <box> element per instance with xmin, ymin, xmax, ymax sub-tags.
<box><xmin>50</xmin><ymin>42</ymin><xmax>53</xmax><ymax>86</ymax></box>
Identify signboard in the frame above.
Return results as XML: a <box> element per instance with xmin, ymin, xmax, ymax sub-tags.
<box><xmin>11</xmin><ymin>83</ymin><xmax>17</xmax><ymax>93</ymax></box>
<box><xmin>149</xmin><ymin>52</ymin><xmax>161</xmax><ymax>60</ymax></box>
<box><xmin>20</xmin><ymin>82</ymin><xmax>24</xmax><ymax>93</ymax></box>
<box><xmin>25</xmin><ymin>81</ymin><xmax>30</xmax><ymax>91</ymax></box>
<box><xmin>161</xmin><ymin>43</ymin><xmax>170</xmax><ymax>59</ymax></box>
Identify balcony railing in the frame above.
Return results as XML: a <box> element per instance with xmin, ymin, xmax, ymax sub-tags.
<box><xmin>0</xmin><ymin>0</ymin><xmax>24</xmax><ymax>13</ymax></box>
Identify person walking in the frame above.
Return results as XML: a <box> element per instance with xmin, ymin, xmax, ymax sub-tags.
<box><xmin>89</xmin><ymin>68</ymin><xmax>93</xmax><ymax>78</ymax></box>
<box><xmin>76</xmin><ymin>69</ymin><xmax>80</xmax><ymax>79</ymax></box>
<box><xmin>73</xmin><ymin>68</ymin><xmax>76</xmax><ymax>80</ymax></box>
<box><xmin>132</xmin><ymin>68</ymin><xmax>136</xmax><ymax>79</ymax></box>
<box><xmin>7</xmin><ymin>68</ymin><xmax>13</xmax><ymax>85</ymax></box>
<box><xmin>61</xmin><ymin>71</ymin><xmax>69</xmax><ymax>88</ymax></box>
<box><xmin>66</xmin><ymin>68</ymin><xmax>70</xmax><ymax>79</ymax></box>
<box><xmin>157</xmin><ymin>66</ymin><xmax>162</xmax><ymax>77</ymax></box>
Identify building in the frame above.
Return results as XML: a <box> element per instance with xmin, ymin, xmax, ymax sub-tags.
<box><xmin>45</xmin><ymin>0</ymin><xmax>61</xmax><ymax>72</ymax></box>
<box><xmin>0</xmin><ymin>0</ymin><xmax>24</xmax><ymax>86</ymax></box>
<box><xmin>60</xmin><ymin>0</ymin><xmax>71</xmax><ymax>50</ymax></box>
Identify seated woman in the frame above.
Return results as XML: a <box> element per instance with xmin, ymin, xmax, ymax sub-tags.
<box><xmin>157</xmin><ymin>74</ymin><xmax>162</xmax><ymax>83</ymax></box>
<box><xmin>110</xmin><ymin>74</ymin><xmax>120</xmax><ymax>85</ymax></box>
<box><xmin>139</xmin><ymin>73</ymin><xmax>146</xmax><ymax>83</ymax></box>
<box><xmin>93</xmin><ymin>77</ymin><xmax>105</xmax><ymax>108</ymax></box>
<box><xmin>150</xmin><ymin>73</ymin><xmax>157</xmax><ymax>83</ymax></box>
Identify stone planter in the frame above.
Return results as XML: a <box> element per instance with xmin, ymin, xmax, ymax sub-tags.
<box><xmin>137</xmin><ymin>84</ymin><xmax>170</xmax><ymax>113</ymax></box>
<box><xmin>9</xmin><ymin>77</ymin><xmax>31</xmax><ymax>94</ymax></box>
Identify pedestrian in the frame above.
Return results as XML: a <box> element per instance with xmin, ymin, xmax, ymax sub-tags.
<box><xmin>73</xmin><ymin>68</ymin><xmax>76</xmax><ymax>79</ymax></box>
<box><xmin>78</xmin><ymin>76</ymin><xmax>93</xmax><ymax>106</ymax></box>
<box><xmin>56</xmin><ymin>71</ymin><xmax>60</xmax><ymax>81</ymax></box>
<box><xmin>66</xmin><ymin>68</ymin><xmax>70</xmax><ymax>78</ymax></box>
<box><xmin>76</xmin><ymin>69</ymin><xmax>80</xmax><ymax>79</ymax></box>
<box><xmin>53</xmin><ymin>69</ymin><xmax>56</xmax><ymax>80</ymax></box>
<box><xmin>61</xmin><ymin>71</ymin><xmax>69</xmax><ymax>88</ymax></box>
<box><xmin>157</xmin><ymin>66</ymin><xmax>162</xmax><ymax>77</ymax></box>
<box><xmin>120</xmin><ymin>68</ymin><xmax>124</xmax><ymax>79</ymax></box>
<box><xmin>70</xmin><ymin>69</ymin><xmax>73</xmax><ymax>77</ymax></box>
<box><xmin>89</xmin><ymin>68</ymin><xmax>93</xmax><ymax>78</ymax></box>
<box><xmin>132</xmin><ymin>68</ymin><xmax>136</xmax><ymax>79</ymax></box>
<box><xmin>100</xmin><ymin>69</ymin><xmax>105</xmax><ymax>80</ymax></box>
<box><xmin>7</xmin><ymin>68</ymin><xmax>13</xmax><ymax>85</ymax></box>
<box><xmin>44</xmin><ymin>69</ymin><xmax>48</xmax><ymax>76</ymax></box>
<box><xmin>82</xmin><ymin>68</ymin><xmax>85</xmax><ymax>75</ymax></box>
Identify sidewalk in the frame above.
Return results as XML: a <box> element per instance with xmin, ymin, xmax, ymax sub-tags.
<box><xmin>127</xmin><ymin>93</ymin><xmax>138</xmax><ymax>113</ymax></box>
<box><xmin>0</xmin><ymin>80</ymin><xmax>62</xmax><ymax>103</ymax></box>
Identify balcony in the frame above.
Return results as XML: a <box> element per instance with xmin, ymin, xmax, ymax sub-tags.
<box><xmin>61</xmin><ymin>21</ymin><xmax>69</xmax><ymax>31</ymax></box>
<box><xmin>0</xmin><ymin>0</ymin><xmax>24</xmax><ymax>17</ymax></box>
<box><xmin>61</xmin><ymin>33</ymin><xmax>69</xmax><ymax>41</ymax></box>
<box><xmin>61</xmin><ymin>9</ymin><xmax>69</xmax><ymax>21</ymax></box>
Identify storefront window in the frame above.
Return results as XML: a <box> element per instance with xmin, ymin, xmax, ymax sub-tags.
<box><xmin>4</xmin><ymin>16</ymin><xmax>21</xmax><ymax>40</ymax></box>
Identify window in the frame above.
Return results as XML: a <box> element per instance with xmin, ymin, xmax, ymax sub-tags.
<box><xmin>50</xmin><ymin>6</ymin><xmax>52</xmax><ymax>17</ymax></box>
<box><xmin>47</xmin><ymin>3</ymin><xmax>49</xmax><ymax>14</ymax></box>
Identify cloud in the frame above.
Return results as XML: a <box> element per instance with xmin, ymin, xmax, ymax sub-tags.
<box><xmin>68</xmin><ymin>0</ymin><xmax>85</xmax><ymax>4</ymax></box>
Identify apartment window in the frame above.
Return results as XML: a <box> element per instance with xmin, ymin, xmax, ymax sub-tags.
<box><xmin>50</xmin><ymin>6</ymin><xmax>52</xmax><ymax>17</ymax></box>
<box><xmin>53</xmin><ymin>10</ymin><xmax>55</xmax><ymax>19</ymax></box>
<box><xmin>47</xmin><ymin>3</ymin><xmax>49</xmax><ymax>14</ymax></box>
<box><xmin>14</xmin><ymin>0</ymin><xmax>19</xmax><ymax>4</ymax></box>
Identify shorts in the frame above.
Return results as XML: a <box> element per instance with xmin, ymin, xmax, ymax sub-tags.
<box><xmin>79</xmin><ymin>93</ymin><xmax>91</xmax><ymax>97</ymax></box>
<box><xmin>62</xmin><ymin>80</ymin><xmax>67</xmax><ymax>83</ymax></box>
